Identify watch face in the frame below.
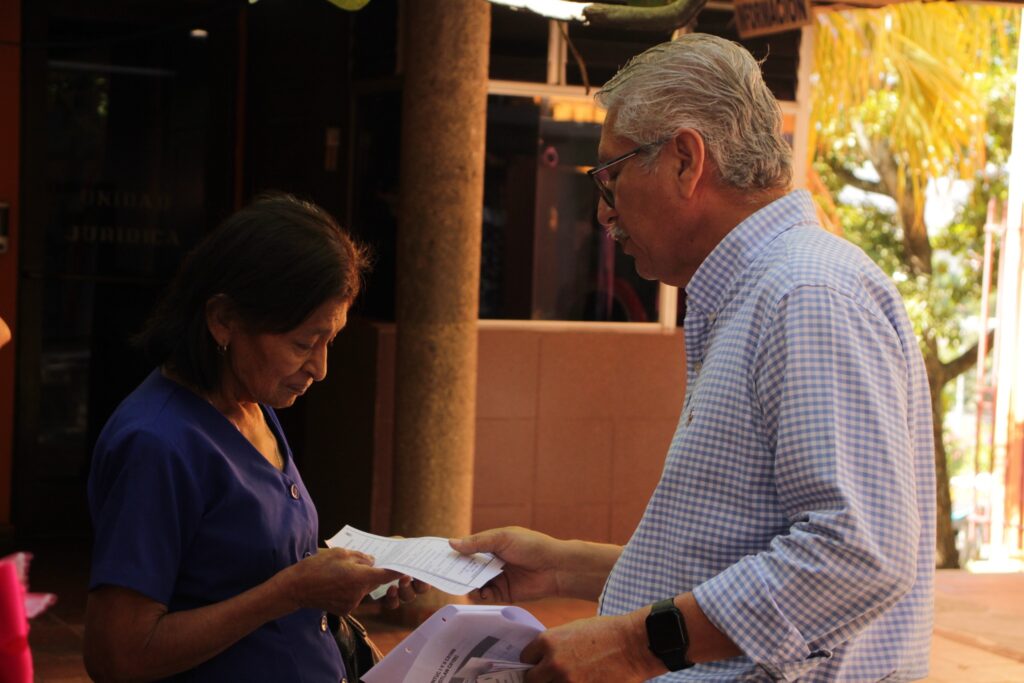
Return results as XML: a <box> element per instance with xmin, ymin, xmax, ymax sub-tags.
<box><xmin>647</xmin><ymin>609</ymin><xmax>686</xmax><ymax>651</ymax></box>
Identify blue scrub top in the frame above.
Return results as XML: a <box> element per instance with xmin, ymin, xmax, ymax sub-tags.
<box><xmin>89</xmin><ymin>370</ymin><xmax>346</xmax><ymax>682</ymax></box>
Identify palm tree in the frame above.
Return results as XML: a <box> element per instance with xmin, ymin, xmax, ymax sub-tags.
<box><xmin>809</xmin><ymin>2</ymin><xmax>1020</xmax><ymax>567</ymax></box>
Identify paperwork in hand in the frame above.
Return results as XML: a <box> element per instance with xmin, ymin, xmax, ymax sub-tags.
<box><xmin>362</xmin><ymin>604</ymin><xmax>543</xmax><ymax>683</ymax></box>
<box><xmin>325</xmin><ymin>525</ymin><xmax>504</xmax><ymax>598</ymax></box>
<box><xmin>457</xmin><ymin>657</ymin><xmax>532</xmax><ymax>682</ymax></box>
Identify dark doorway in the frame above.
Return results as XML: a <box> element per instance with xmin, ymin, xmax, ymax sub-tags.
<box><xmin>15</xmin><ymin>0</ymin><xmax>240</xmax><ymax>538</ymax></box>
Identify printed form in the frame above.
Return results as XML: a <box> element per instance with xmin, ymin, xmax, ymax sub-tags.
<box><xmin>362</xmin><ymin>604</ymin><xmax>543</xmax><ymax>683</ymax></box>
<box><xmin>326</xmin><ymin>525</ymin><xmax>504</xmax><ymax>597</ymax></box>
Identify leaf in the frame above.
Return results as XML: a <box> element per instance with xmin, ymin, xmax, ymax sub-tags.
<box><xmin>325</xmin><ymin>0</ymin><xmax>371</xmax><ymax>11</ymax></box>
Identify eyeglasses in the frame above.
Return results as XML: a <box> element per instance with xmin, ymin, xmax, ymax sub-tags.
<box><xmin>587</xmin><ymin>142</ymin><xmax>660</xmax><ymax>209</ymax></box>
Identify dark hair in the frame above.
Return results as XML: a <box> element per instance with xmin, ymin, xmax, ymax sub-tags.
<box><xmin>137</xmin><ymin>193</ymin><xmax>370</xmax><ymax>393</ymax></box>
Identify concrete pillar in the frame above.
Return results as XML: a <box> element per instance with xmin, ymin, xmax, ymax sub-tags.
<box><xmin>391</xmin><ymin>0</ymin><xmax>490</xmax><ymax>613</ymax></box>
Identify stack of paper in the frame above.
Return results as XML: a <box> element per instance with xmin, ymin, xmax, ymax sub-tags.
<box><xmin>458</xmin><ymin>657</ymin><xmax>533</xmax><ymax>682</ymax></box>
<box><xmin>326</xmin><ymin>526</ymin><xmax>504</xmax><ymax>598</ymax></box>
<box><xmin>362</xmin><ymin>604</ymin><xmax>544</xmax><ymax>683</ymax></box>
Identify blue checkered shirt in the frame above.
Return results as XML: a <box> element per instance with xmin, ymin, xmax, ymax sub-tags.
<box><xmin>599</xmin><ymin>190</ymin><xmax>935</xmax><ymax>681</ymax></box>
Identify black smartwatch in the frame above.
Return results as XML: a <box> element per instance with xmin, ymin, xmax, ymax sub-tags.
<box><xmin>645</xmin><ymin>598</ymin><xmax>694</xmax><ymax>671</ymax></box>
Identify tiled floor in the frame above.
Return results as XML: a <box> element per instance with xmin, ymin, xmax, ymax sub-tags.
<box><xmin>18</xmin><ymin>541</ymin><xmax>1024</xmax><ymax>682</ymax></box>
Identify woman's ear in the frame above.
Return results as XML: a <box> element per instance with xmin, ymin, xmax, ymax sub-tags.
<box><xmin>204</xmin><ymin>294</ymin><xmax>234</xmax><ymax>349</ymax></box>
<box><xmin>671</xmin><ymin>128</ymin><xmax>706</xmax><ymax>200</ymax></box>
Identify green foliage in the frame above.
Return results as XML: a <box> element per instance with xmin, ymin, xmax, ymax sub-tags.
<box><xmin>812</xmin><ymin>5</ymin><xmax>1020</xmax><ymax>232</ymax></box>
<box><xmin>812</xmin><ymin>5</ymin><xmax>1018</xmax><ymax>367</ymax></box>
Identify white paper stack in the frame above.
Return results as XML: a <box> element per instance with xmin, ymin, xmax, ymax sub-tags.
<box><xmin>361</xmin><ymin>604</ymin><xmax>545</xmax><ymax>683</ymax></box>
<box><xmin>462</xmin><ymin>657</ymin><xmax>533</xmax><ymax>682</ymax></box>
<box><xmin>326</xmin><ymin>525</ymin><xmax>504</xmax><ymax>598</ymax></box>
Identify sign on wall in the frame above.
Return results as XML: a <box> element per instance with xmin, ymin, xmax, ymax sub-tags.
<box><xmin>733</xmin><ymin>0</ymin><xmax>814</xmax><ymax>39</ymax></box>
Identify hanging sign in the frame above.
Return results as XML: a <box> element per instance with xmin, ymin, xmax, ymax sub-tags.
<box><xmin>733</xmin><ymin>0</ymin><xmax>813</xmax><ymax>38</ymax></box>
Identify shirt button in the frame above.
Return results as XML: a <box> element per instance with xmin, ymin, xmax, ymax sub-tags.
<box><xmin>289</xmin><ymin>483</ymin><xmax>300</xmax><ymax>500</ymax></box>
<box><xmin>320</xmin><ymin>613</ymin><xmax>329</xmax><ymax>632</ymax></box>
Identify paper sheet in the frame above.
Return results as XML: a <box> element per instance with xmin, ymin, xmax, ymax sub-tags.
<box><xmin>325</xmin><ymin>525</ymin><xmax>504</xmax><ymax>597</ymax></box>
<box><xmin>477</xmin><ymin>671</ymin><xmax>527</xmax><ymax>683</ymax></box>
<box><xmin>362</xmin><ymin>604</ymin><xmax>544</xmax><ymax>683</ymax></box>
<box><xmin>461</xmin><ymin>657</ymin><xmax>532</xmax><ymax>682</ymax></box>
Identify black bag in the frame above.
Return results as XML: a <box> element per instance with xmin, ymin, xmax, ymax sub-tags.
<box><xmin>328</xmin><ymin>613</ymin><xmax>384</xmax><ymax>682</ymax></box>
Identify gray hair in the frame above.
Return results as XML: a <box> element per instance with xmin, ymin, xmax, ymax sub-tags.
<box><xmin>595</xmin><ymin>33</ymin><xmax>792</xmax><ymax>192</ymax></box>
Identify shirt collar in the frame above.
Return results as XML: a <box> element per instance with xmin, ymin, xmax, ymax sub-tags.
<box><xmin>684</xmin><ymin>190</ymin><xmax>819</xmax><ymax>319</ymax></box>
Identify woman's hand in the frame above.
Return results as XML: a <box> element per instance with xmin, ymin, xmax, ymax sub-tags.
<box><xmin>379</xmin><ymin>575</ymin><xmax>430</xmax><ymax>610</ymax></box>
<box><xmin>84</xmin><ymin>549</ymin><xmax>404</xmax><ymax>682</ymax></box>
<box><xmin>277</xmin><ymin>548</ymin><xmax>399</xmax><ymax>616</ymax></box>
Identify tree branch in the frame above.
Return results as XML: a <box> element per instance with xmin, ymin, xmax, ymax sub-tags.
<box><xmin>832</xmin><ymin>165</ymin><xmax>884</xmax><ymax>196</ymax></box>
<box><xmin>939</xmin><ymin>328</ymin><xmax>995</xmax><ymax>387</ymax></box>
<box><xmin>488</xmin><ymin>0</ymin><xmax>707</xmax><ymax>31</ymax></box>
<box><xmin>584</xmin><ymin>0</ymin><xmax>706</xmax><ymax>30</ymax></box>
<box><xmin>854</xmin><ymin>124</ymin><xmax>932</xmax><ymax>277</ymax></box>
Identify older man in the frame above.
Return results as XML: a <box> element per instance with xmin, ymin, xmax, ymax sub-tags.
<box><xmin>453</xmin><ymin>33</ymin><xmax>934</xmax><ymax>682</ymax></box>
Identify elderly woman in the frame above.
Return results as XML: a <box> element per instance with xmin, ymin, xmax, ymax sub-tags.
<box><xmin>84</xmin><ymin>194</ymin><xmax>419</xmax><ymax>682</ymax></box>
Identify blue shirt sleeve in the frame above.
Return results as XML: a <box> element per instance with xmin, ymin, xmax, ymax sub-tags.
<box><xmin>693</xmin><ymin>284</ymin><xmax>920</xmax><ymax>680</ymax></box>
<box><xmin>89</xmin><ymin>425</ymin><xmax>204</xmax><ymax>605</ymax></box>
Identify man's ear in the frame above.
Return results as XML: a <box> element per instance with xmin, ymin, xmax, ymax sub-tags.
<box><xmin>205</xmin><ymin>294</ymin><xmax>235</xmax><ymax>348</ymax></box>
<box><xmin>671</xmin><ymin>128</ymin><xmax>706</xmax><ymax>199</ymax></box>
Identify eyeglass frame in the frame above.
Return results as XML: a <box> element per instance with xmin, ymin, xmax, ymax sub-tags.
<box><xmin>587</xmin><ymin>140</ymin><xmax>664</xmax><ymax>209</ymax></box>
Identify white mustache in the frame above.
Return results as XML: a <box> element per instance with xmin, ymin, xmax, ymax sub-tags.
<box><xmin>605</xmin><ymin>224</ymin><xmax>628</xmax><ymax>242</ymax></box>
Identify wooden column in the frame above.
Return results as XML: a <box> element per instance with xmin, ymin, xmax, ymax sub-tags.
<box><xmin>391</xmin><ymin>0</ymin><xmax>491</xmax><ymax>613</ymax></box>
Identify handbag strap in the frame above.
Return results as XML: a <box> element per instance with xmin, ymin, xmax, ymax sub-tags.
<box><xmin>342</xmin><ymin>614</ymin><xmax>384</xmax><ymax>664</ymax></box>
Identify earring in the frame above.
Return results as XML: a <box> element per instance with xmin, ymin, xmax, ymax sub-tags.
<box><xmin>217</xmin><ymin>342</ymin><xmax>228</xmax><ymax>355</ymax></box>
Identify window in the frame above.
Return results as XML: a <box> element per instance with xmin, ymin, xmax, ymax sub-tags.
<box><xmin>481</xmin><ymin>93</ymin><xmax>665</xmax><ymax>324</ymax></box>
<box><xmin>482</xmin><ymin>10</ymin><xmax>678</xmax><ymax>328</ymax></box>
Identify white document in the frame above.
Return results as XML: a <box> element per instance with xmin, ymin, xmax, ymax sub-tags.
<box><xmin>464</xmin><ymin>657</ymin><xmax>532</xmax><ymax>683</ymax></box>
<box><xmin>362</xmin><ymin>604</ymin><xmax>544</xmax><ymax>683</ymax></box>
<box><xmin>477</xmin><ymin>671</ymin><xmax>527</xmax><ymax>683</ymax></box>
<box><xmin>325</xmin><ymin>525</ymin><xmax>504</xmax><ymax>597</ymax></box>
<box><xmin>450</xmin><ymin>655</ymin><xmax>528</xmax><ymax>679</ymax></box>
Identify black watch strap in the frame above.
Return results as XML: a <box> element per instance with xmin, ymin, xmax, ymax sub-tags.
<box><xmin>645</xmin><ymin>598</ymin><xmax>694</xmax><ymax>671</ymax></box>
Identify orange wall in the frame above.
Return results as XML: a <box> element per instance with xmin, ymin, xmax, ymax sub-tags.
<box><xmin>0</xmin><ymin>1</ymin><xmax>21</xmax><ymax>528</ymax></box>
<box><xmin>472</xmin><ymin>328</ymin><xmax>686</xmax><ymax>544</ymax></box>
<box><xmin>355</xmin><ymin>325</ymin><xmax>686</xmax><ymax>544</ymax></box>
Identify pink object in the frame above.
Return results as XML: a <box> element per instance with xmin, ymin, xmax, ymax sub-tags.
<box><xmin>0</xmin><ymin>552</ymin><xmax>56</xmax><ymax>618</ymax></box>
<box><xmin>0</xmin><ymin>558</ymin><xmax>32</xmax><ymax>683</ymax></box>
<box><xmin>24</xmin><ymin>593</ymin><xmax>57</xmax><ymax>620</ymax></box>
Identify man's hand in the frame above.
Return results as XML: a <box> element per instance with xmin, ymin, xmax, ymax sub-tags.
<box><xmin>450</xmin><ymin>527</ymin><xmax>565</xmax><ymax>602</ymax></box>
<box><xmin>520</xmin><ymin>613</ymin><xmax>664</xmax><ymax>683</ymax></box>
